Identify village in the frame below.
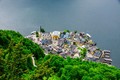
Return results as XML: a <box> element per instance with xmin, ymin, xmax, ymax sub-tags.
<box><xmin>26</xmin><ymin>30</ymin><xmax>112</xmax><ymax>65</ymax></box>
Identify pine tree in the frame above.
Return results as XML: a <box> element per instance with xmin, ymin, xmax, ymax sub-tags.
<box><xmin>40</xmin><ymin>26</ymin><xmax>45</xmax><ymax>33</ymax></box>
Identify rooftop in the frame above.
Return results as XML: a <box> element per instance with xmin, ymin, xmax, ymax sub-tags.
<box><xmin>26</xmin><ymin>30</ymin><xmax>112</xmax><ymax>65</ymax></box>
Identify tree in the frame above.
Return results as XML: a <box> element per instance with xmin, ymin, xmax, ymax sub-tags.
<box><xmin>78</xmin><ymin>47</ymin><xmax>87</xmax><ymax>58</ymax></box>
<box><xmin>64</xmin><ymin>30</ymin><xmax>70</xmax><ymax>33</ymax></box>
<box><xmin>36</xmin><ymin>31</ymin><xmax>39</xmax><ymax>37</ymax></box>
<box><xmin>0</xmin><ymin>30</ymin><xmax>45</xmax><ymax>79</ymax></box>
<box><xmin>0</xmin><ymin>30</ymin><xmax>120</xmax><ymax>80</ymax></box>
<box><xmin>31</xmin><ymin>62</ymin><xmax>55</xmax><ymax>79</ymax></box>
<box><xmin>3</xmin><ymin>41</ymin><xmax>30</xmax><ymax>79</ymax></box>
<box><xmin>74</xmin><ymin>30</ymin><xmax>77</xmax><ymax>34</ymax></box>
<box><xmin>40</xmin><ymin>26</ymin><xmax>45</xmax><ymax>33</ymax></box>
<box><xmin>0</xmin><ymin>49</ymin><xmax>5</xmax><ymax>79</ymax></box>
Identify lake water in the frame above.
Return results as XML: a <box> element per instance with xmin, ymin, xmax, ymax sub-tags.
<box><xmin>0</xmin><ymin>0</ymin><xmax>120</xmax><ymax>67</ymax></box>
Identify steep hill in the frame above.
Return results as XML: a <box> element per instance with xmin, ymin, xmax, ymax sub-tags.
<box><xmin>0</xmin><ymin>30</ymin><xmax>120</xmax><ymax>80</ymax></box>
<box><xmin>0</xmin><ymin>30</ymin><xmax>44</xmax><ymax>79</ymax></box>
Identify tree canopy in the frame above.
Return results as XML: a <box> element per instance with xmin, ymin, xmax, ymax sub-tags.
<box><xmin>0</xmin><ymin>30</ymin><xmax>44</xmax><ymax>79</ymax></box>
<box><xmin>26</xmin><ymin>55</ymin><xmax>120</xmax><ymax>80</ymax></box>
<box><xmin>0</xmin><ymin>30</ymin><xmax>120</xmax><ymax>80</ymax></box>
<box><xmin>40</xmin><ymin>26</ymin><xmax>45</xmax><ymax>33</ymax></box>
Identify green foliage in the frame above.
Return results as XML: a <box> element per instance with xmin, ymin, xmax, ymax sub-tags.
<box><xmin>78</xmin><ymin>47</ymin><xmax>87</xmax><ymax>58</ymax></box>
<box><xmin>27</xmin><ymin>54</ymin><xmax>34</xmax><ymax>70</ymax></box>
<box><xmin>36</xmin><ymin>31</ymin><xmax>39</xmax><ymax>37</ymax></box>
<box><xmin>0</xmin><ymin>30</ymin><xmax>120</xmax><ymax>80</ymax></box>
<box><xmin>21</xmin><ymin>38</ymin><xmax>45</xmax><ymax>59</ymax></box>
<box><xmin>48</xmin><ymin>75</ymin><xmax>60</xmax><ymax>80</ymax></box>
<box><xmin>27</xmin><ymin>54</ymin><xmax>120</xmax><ymax>80</ymax></box>
<box><xmin>30</xmin><ymin>55</ymin><xmax>57</xmax><ymax>79</ymax></box>
<box><xmin>64</xmin><ymin>30</ymin><xmax>70</xmax><ymax>33</ymax></box>
<box><xmin>74</xmin><ymin>30</ymin><xmax>77</xmax><ymax>34</ymax></box>
<box><xmin>0</xmin><ymin>30</ymin><xmax>22</xmax><ymax>49</ymax></box>
<box><xmin>0</xmin><ymin>30</ymin><xmax>44</xmax><ymax>79</ymax></box>
<box><xmin>40</xmin><ymin>26</ymin><xmax>45</xmax><ymax>33</ymax></box>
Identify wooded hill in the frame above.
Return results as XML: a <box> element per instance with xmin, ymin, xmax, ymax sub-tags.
<box><xmin>0</xmin><ymin>30</ymin><xmax>120</xmax><ymax>80</ymax></box>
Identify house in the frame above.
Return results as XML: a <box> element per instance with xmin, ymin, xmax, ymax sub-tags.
<box><xmin>63</xmin><ymin>32</ymin><xmax>70</xmax><ymax>38</ymax></box>
<box><xmin>51</xmin><ymin>31</ymin><xmax>61</xmax><ymax>40</ymax></box>
<box><xmin>31</xmin><ymin>31</ymin><xmax>36</xmax><ymax>35</ymax></box>
<box><xmin>73</xmin><ymin>53</ymin><xmax>80</xmax><ymax>58</ymax></box>
<box><xmin>70</xmin><ymin>45</ymin><xmax>77</xmax><ymax>53</ymax></box>
<box><xmin>99</xmin><ymin>50</ymin><xmax>112</xmax><ymax>64</ymax></box>
<box><xmin>41</xmin><ymin>39</ymin><xmax>49</xmax><ymax>45</ymax></box>
<box><xmin>86</xmin><ymin>57</ymin><xmax>99</xmax><ymax>62</ymax></box>
<box><xmin>93</xmin><ymin>50</ymin><xmax>102</xmax><ymax>58</ymax></box>
<box><xmin>60</xmin><ymin>52</ymin><xmax>66</xmax><ymax>58</ymax></box>
<box><xmin>40</xmin><ymin>32</ymin><xmax>51</xmax><ymax>40</ymax></box>
<box><xmin>60</xmin><ymin>33</ymin><xmax>65</xmax><ymax>38</ymax></box>
<box><xmin>88</xmin><ymin>46</ymin><xmax>97</xmax><ymax>53</ymax></box>
<box><xmin>58</xmin><ymin>39</ymin><xmax>64</xmax><ymax>46</ymax></box>
<box><xmin>52</xmin><ymin>40</ymin><xmax>59</xmax><ymax>46</ymax></box>
<box><xmin>100</xmin><ymin>58</ymin><xmax>112</xmax><ymax>64</ymax></box>
<box><xmin>25</xmin><ymin>35</ymin><xmax>33</xmax><ymax>40</ymax></box>
<box><xmin>86</xmin><ymin>33</ymin><xmax>91</xmax><ymax>38</ymax></box>
<box><xmin>69</xmin><ymin>32</ymin><xmax>74</xmax><ymax>39</ymax></box>
<box><xmin>56</xmin><ymin>48</ymin><xmax>63</xmax><ymax>53</ymax></box>
<box><xmin>103</xmin><ymin>50</ymin><xmax>110</xmax><ymax>53</ymax></box>
<box><xmin>101</xmin><ymin>50</ymin><xmax>111</xmax><ymax>58</ymax></box>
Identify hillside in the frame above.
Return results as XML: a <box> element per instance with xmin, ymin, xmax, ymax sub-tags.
<box><xmin>0</xmin><ymin>30</ymin><xmax>120</xmax><ymax>80</ymax></box>
<box><xmin>0</xmin><ymin>30</ymin><xmax>44</xmax><ymax>79</ymax></box>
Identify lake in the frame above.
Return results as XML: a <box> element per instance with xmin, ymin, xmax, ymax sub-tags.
<box><xmin>0</xmin><ymin>0</ymin><xmax>120</xmax><ymax>67</ymax></box>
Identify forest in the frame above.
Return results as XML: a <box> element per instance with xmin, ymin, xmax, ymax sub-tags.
<box><xmin>0</xmin><ymin>30</ymin><xmax>120</xmax><ymax>80</ymax></box>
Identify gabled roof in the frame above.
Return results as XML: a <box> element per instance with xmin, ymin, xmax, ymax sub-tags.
<box><xmin>52</xmin><ymin>31</ymin><xmax>60</xmax><ymax>36</ymax></box>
